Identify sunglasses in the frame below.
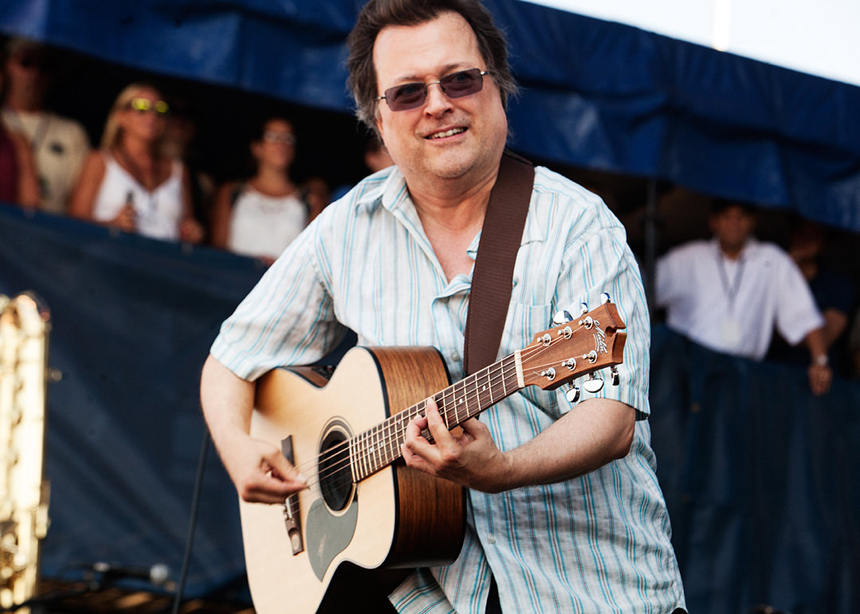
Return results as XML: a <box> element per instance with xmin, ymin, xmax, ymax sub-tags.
<box><xmin>377</xmin><ymin>68</ymin><xmax>491</xmax><ymax>112</ymax></box>
<box><xmin>263</xmin><ymin>131</ymin><xmax>296</xmax><ymax>145</ymax></box>
<box><xmin>128</xmin><ymin>97</ymin><xmax>170</xmax><ymax>115</ymax></box>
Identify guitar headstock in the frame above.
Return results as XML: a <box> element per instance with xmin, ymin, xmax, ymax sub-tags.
<box><xmin>518</xmin><ymin>300</ymin><xmax>626</xmax><ymax>391</ymax></box>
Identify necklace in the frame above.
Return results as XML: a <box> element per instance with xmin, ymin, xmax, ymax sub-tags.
<box><xmin>115</xmin><ymin>144</ymin><xmax>163</xmax><ymax>191</ymax></box>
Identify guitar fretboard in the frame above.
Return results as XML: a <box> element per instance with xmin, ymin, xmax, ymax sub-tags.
<box><xmin>349</xmin><ymin>354</ymin><xmax>521</xmax><ymax>482</ymax></box>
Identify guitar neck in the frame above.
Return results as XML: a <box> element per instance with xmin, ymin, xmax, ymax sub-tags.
<box><xmin>349</xmin><ymin>353</ymin><xmax>522</xmax><ymax>482</ymax></box>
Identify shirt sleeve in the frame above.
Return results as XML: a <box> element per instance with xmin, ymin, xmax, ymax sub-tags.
<box><xmin>654</xmin><ymin>247</ymin><xmax>686</xmax><ymax>309</ymax></box>
<box><xmin>210</xmin><ymin>216</ymin><xmax>347</xmax><ymax>380</ymax></box>
<box><xmin>773</xmin><ymin>249</ymin><xmax>825</xmax><ymax>346</ymax></box>
<box><xmin>553</xmin><ymin>206</ymin><xmax>652</xmax><ymax>418</ymax></box>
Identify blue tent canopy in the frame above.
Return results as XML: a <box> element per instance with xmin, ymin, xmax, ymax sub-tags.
<box><xmin>2</xmin><ymin>0</ymin><xmax>859</xmax><ymax>231</ymax></box>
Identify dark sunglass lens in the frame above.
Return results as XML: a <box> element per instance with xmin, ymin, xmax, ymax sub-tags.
<box><xmin>389</xmin><ymin>83</ymin><xmax>426</xmax><ymax>111</ymax></box>
<box><xmin>382</xmin><ymin>69</ymin><xmax>486</xmax><ymax>111</ymax></box>
<box><xmin>442</xmin><ymin>69</ymin><xmax>483</xmax><ymax>98</ymax></box>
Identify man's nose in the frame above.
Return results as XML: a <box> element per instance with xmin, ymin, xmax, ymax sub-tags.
<box><xmin>423</xmin><ymin>82</ymin><xmax>453</xmax><ymax>115</ymax></box>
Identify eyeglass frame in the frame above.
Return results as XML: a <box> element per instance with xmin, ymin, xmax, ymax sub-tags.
<box><xmin>376</xmin><ymin>68</ymin><xmax>492</xmax><ymax>112</ymax></box>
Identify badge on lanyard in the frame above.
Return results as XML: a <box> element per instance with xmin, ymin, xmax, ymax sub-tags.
<box><xmin>721</xmin><ymin>317</ymin><xmax>742</xmax><ymax>347</ymax></box>
<box><xmin>716</xmin><ymin>250</ymin><xmax>746</xmax><ymax>349</ymax></box>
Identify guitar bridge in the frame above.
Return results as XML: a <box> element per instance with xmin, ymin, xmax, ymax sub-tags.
<box><xmin>281</xmin><ymin>436</ymin><xmax>304</xmax><ymax>555</ymax></box>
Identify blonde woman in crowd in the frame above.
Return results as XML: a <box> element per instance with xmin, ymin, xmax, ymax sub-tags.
<box><xmin>68</xmin><ymin>83</ymin><xmax>204</xmax><ymax>243</ymax></box>
<box><xmin>210</xmin><ymin>117</ymin><xmax>322</xmax><ymax>266</ymax></box>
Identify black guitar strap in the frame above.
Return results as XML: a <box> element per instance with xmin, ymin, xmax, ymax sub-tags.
<box><xmin>463</xmin><ymin>150</ymin><xmax>535</xmax><ymax>376</ymax></box>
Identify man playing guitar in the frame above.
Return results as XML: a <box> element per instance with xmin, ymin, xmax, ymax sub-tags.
<box><xmin>200</xmin><ymin>1</ymin><xmax>686</xmax><ymax>612</ymax></box>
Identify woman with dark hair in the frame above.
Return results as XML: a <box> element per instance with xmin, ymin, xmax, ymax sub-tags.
<box><xmin>67</xmin><ymin>82</ymin><xmax>204</xmax><ymax>242</ymax></box>
<box><xmin>210</xmin><ymin>117</ymin><xmax>321</xmax><ymax>266</ymax></box>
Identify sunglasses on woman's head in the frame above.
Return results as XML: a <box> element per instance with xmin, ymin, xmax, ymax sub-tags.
<box><xmin>128</xmin><ymin>97</ymin><xmax>170</xmax><ymax>115</ymax></box>
<box><xmin>377</xmin><ymin>68</ymin><xmax>491</xmax><ymax>112</ymax></box>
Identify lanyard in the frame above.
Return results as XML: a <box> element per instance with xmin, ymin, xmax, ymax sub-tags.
<box><xmin>715</xmin><ymin>249</ymin><xmax>746</xmax><ymax>314</ymax></box>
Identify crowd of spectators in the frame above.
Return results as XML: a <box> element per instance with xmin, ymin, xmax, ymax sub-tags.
<box><xmin>0</xmin><ymin>37</ymin><xmax>386</xmax><ymax>255</ymax></box>
<box><xmin>2</xmin><ymin>36</ymin><xmax>859</xmax><ymax>381</ymax></box>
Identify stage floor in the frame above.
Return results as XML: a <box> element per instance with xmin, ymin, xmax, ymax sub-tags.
<box><xmin>24</xmin><ymin>580</ymin><xmax>254</xmax><ymax>614</ymax></box>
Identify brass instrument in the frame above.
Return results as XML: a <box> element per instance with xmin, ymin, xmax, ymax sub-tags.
<box><xmin>0</xmin><ymin>293</ymin><xmax>50</xmax><ymax>613</ymax></box>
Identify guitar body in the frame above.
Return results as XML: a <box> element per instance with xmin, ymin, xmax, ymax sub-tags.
<box><xmin>241</xmin><ymin>346</ymin><xmax>466</xmax><ymax>614</ymax></box>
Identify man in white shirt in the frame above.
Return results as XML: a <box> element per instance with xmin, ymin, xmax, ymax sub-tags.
<box><xmin>655</xmin><ymin>200</ymin><xmax>832</xmax><ymax>394</ymax></box>
<box><xmin>2</xmin><ymin>39</ymin><xmax>91</xmax><ymax>214</ymax></box>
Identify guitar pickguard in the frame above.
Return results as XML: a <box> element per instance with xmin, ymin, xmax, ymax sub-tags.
<box><xmin>306</xmin><ymin>497</ymin><xmax>358</xmax><ymax>581</ymax></box>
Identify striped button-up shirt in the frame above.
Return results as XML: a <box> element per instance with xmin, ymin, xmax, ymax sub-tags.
<box><xmin>212</xmin><ymin>165</ymin><xmax>686</xmax><ymax>614</ymax></box>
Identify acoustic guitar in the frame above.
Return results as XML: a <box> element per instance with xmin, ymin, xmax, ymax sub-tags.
<box><xmin>241</xmin><ymin>300</ymin><xmax>626</xmax><ymax>613</ymax></box>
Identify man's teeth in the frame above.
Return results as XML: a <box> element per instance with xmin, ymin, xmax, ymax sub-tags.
<box><xmin>429</xmin><ymin>127</ymin><xmax>465</xmax><ymax>139</ymax></box>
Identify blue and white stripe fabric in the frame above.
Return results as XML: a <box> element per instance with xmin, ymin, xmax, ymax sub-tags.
<box><xmin>211</xmin><ymin>164</ymin><xmax>686</xmax><ymax>613</ymax></box>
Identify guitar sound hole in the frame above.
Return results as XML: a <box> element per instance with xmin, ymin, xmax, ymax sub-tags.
<box><xmin>318</xmin><ymin>429</ymin><xmax>353</xmax><ymax>512</ymax></box>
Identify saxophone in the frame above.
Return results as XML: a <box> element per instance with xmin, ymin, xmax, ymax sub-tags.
<box><xmin>0</xmin><ymin>293</ymin><xmax>51</xmax><ymax>613</ymax></box>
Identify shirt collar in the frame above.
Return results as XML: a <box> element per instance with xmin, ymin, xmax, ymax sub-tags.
<box><xmin>378</xmin><ymin>165</ymin><xmax>410</xmax><ymax>214</ymax></box>
<box><xmin>712</xmin><ymin>236</ymin><xmax>758</xmax><ymax>260</ymax></box>
<box><xmin>366</xmin><ymin>163</ymin><xmax>545</xmax><ymax>252</ymax></box>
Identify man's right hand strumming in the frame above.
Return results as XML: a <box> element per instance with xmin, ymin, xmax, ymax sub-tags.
<box><xmin>221</xmin><ymin>434</ymin><xmax>307</xmax><ymax>504</ymax></box>
<box><xmin>200</xmin><ymin>354</ymin><xmax>306</xmax><ymax>504</ymax></box>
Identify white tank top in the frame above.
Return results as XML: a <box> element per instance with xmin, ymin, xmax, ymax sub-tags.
<box><xmin>92</xmin><ymin>153</ymin><xmax>185</xmax><ymax>241</ymax></box>
<box><xmin>227</xmin><ymin>185</ymin><xmax>308</xmax><ymax>259</ymax></box>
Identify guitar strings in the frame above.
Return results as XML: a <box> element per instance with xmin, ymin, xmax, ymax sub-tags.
<box><xmin>292</xmin><ymin>360</ymin><xmax>599</xmax><ymax>499</ymax></box>
<box><xmin>279</xmin><ymin>319</ymin><xmax>616</xmax><ymax>513</ymax></box>
<box><xmin>292</xmin><ymin>338</ymin><xmax>595</xmax><ymax>492</ymax></box>
<box><xmin>282</xmin><ymin>353</ymin><xmax>524</xmax><ymax>491</ymax></box>
<box><xmin>285</xmin><ymin>354</ymin><xmax>512</xmax><ymax>474</ymax></box>
<box><xmin>290</xmin><ymin>334</ymin><xmax>600</xmax><ymax>489</ymax></box>
<box><xmin>287</xmin><ymin>365</ymin><xmax>515</xmax><ymax>491</ymax></box>
<box><xmin>284</xmin><ymin>336</ymin><xmax>594</xmax><ymax>491</ymax></box>
<box><xmin>286</xmin><ymin>348</ymin><xmax>530</xmax><ymax>482</ymax></box>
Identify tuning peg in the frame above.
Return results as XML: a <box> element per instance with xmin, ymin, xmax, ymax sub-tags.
<box><xmin>552</xmin><ymin>309</ymin><xmax>573</xmax><ymax>325</ymax></box>
<box><xmin>565</xmin><ymin>383</ymin><xmax>580</xmax><ymax>404</ymax></box>
<box><xmin>583</xmin><ymin>373</ymin><xmax>604</xmax><ymax>394</ymax></box>
<box><xmin>601</xmin><ymin>292</ymin><xmax>611</xmax><ymax>304</ymax></box>
<box><xmin>610</xmin><ymin>366</ymin><xmax>620</xmax><ymax>386</ymax></box>
<box><xmin>579</xmin><ymin>302</ymin><xmax>588</xmax><ymax>316</ymax></box>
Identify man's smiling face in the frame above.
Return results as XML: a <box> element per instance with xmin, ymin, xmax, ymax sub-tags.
<box><xmin>373</xmin><ymin>11</ymin><xmax>508</xmax><ymax>189</ymax></box>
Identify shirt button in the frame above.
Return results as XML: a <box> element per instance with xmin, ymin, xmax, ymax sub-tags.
<box><xmin>486</xmin><ymin>534</ymin><xmax>496</xmax><ymax>545</ymax></box>
<box><xmin>451</xmin><ymin>352</ymin><xmax>461</xmax><ymax>363</ymax></box>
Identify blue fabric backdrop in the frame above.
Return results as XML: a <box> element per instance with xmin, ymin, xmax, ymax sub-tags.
<box><xmin>0</xmin><ymin>204</ymin><xmax>263</xmax><ymax>597</ymax></box>
<box><xmin>0</xmin><ymin>205</ymin><xmax>858</xmax><ymax>610</ymax></box>
<box><xmin>650</xmin><ymin>329</ymin><xmax>860</xmax><ymax>613</ymax></box>
<box><xmin>1</xmin><ymin>0</ymin><xmax>859</xmax><ymax>231</ymax></box>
